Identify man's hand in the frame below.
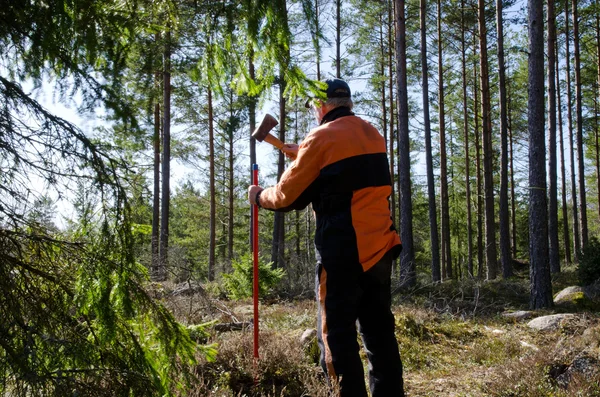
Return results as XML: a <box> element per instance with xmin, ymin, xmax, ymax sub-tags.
<box><xmin>281</xmin><ymin>143</ymin><xmax>299</xmax><ymax>160</ymax></box>
<box><xmin>248</xmin><ymin>185</ymin><xmax>263</xmax><ymax>205</ymax></box>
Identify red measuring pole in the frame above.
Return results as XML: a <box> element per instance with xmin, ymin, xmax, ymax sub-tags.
<box><xmin>252</xmin><ymin>164</ymin><xmax>259</xmax><ymax>360</ymax></box>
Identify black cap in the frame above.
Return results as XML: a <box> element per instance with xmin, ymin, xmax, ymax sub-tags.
<box><xmin>325</xmin><ymin>78</ymin><xmax>351</xmax><ymax>99</ymax></box>
<box><xmin>305</xmin><ymin>78</ymin><xmax>351</xmax><ymax>108</ymax></box>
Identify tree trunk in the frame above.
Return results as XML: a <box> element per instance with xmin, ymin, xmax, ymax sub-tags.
<box><xmin>438</xmin><ymin>0</ymin><xmax>452</xmax><ymax>280</ymax></box>
<box><xmin>388</xmin><ymin>0</ymin><xmax>396</xmax><ymax>226</ymax></box>
<box><xmin>508</xmin><ymin>91</ymin><xmax>518</xmax><ymax>259</ymax></box>
<box><xmin>380</xmin><ymin>17</ymin><xmax>388</xmax><ymax>150</ymax></box>
<box><xmin>208</xmin><ymin>87</ymin><xmax>216</xmax><ymax>281</ymax></box>
<box><xmin>316</xmin><ymin>0</ymin><xmax>322</xmax><ymax>80</ymax></box>
<box><xmin>564</xmin><ymin>0</ymin><xmax>580</xmax><ymax>262</ymax></box>
<box><xmin>474</xmin><ymin>35</ymin><xmax>484</xmax><ymax>280</ymax></box>
<box><xmin>151</xmin><ymin>32</ymin><xmax>161</xmax><ymax>281</ymax></box>
<box><xmin>555</xmin><ymin>44</ymin><xmax>571</xmax><ymax>266</ymax></box>
<box><xmin>528</xmin><ymin>0</ymin><xmax>552</xmax><ymax>309</ymax></box>
<box><xmin>461</xmin><ymin>0</ymin><xmax>474</xmax><ymax>277</ymax></box>
<box><xmin>151</xmin><ymin>101</ymin><xmax>161</xmax><ymax>280</ymax></box>
<box><xmin>336</xmin><ymin>0</ymin><xmax>341</xmax><ymax>78</ymax></box>
<box><xmin>395</xmin><ymin>0</ymin><xmax>416</xmax><ymax>288</ymax></box>
<box><xmin>478</xmin><ymin>0</ymin><xmax>498</xmax><ymax>280</ymax></box>
<box><xmin>572</xmin><ymin>0</ymin><xmax>588</xmax><ymax>251</ymax></box>
<box><xmin>497</xmin><ymin>0</ymin><xmax>512</xmax><ymax>278</ymax></box>
<box><xmin>547</xmin><ymin>0</ymin><xmax>560</xmax><ymax>274</ymax></box>
<box><xmin>420</xmin><ymin>0</ymin><xmax>441</xmax><ymax>283</ymax></box>
<box><xmin>227</xmin><ymin>97</ymin><xmax>235</xmax><ymax>263</ymax></box>
<box><xmin>271</xmin><ymin>79</ymin><xmax>286</xmax><ymax>269</ymax></box>
<box><xmin>159</xmin><ymin>29</ymin><xmax>171</xmax><ymax>282</ymax></box>
<box><xmin>597</xmin><ymin>13</ymin><xmax>600</xmax><ymax>224</ymax></box>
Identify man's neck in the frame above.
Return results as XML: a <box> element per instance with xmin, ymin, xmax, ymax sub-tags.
<box><xmin>320</xmin><ymin>106</ymin><xmax>354</xmax><ymax>125</ymax></box>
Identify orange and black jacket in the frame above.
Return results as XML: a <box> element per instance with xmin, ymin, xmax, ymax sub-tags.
<box><xmin>258</xmin><ymin>107</ymin><xmax>401</xmax><ymax>272</ymax></box>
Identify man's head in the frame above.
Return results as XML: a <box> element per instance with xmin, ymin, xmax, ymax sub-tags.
<box><xmin>306</xmin><ymin>78</ymin><xmax>353</xmax><ymax>122</ymax></box>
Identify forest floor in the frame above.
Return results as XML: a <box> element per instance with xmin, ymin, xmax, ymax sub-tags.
<box><xmin>164</xmin><ymin>265</ymin><xmax>600</xmax><ymax>396</ymax></box>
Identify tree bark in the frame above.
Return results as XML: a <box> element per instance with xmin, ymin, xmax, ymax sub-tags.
<box><xmin>271</xmin><ymin>78</ymin><xmax>286</xmax><ymax>269</ymax></box>
<box><xmin>420</xmin><ymin>0</ymin><xmax>441</xmax><ymax>283</ymax></box>
<box><xmin>227</xmin><ymin>95</ymin><xmax>235</xmax><ymax>263</ymax></box>
<box><xmin>564</xmin><ymin>0</ymin><xmax>580</xmax><ymax>262</ymax></box>
<box><xmin>555</xmin><ymin>43</ymin><xmax>571</xmax><ymax>266</ymax></box>
<box><xmin>388</xmin><ymin>0</ymin><xmax>396</xmax><ymax>226</ymax></box>
<box><xmin>159</xmin><ymin>29</ymin><xmax>171</xmax><ymax>282</ymax></box>
<box><xmin>497</xmin><ymin>0</ymin><xmax>512</xmax><ymax>278</ymax></box>
<box><xmin>151</xmin><ymin>35</ymin><xmax>161</xmax><ymax>281</ymax></box>
<box><xmin>508</xmin><ymin>91</ymin><xmax>518</xmax><ymax>259</ymax></box>
<box><xmin>461</xmin><ymin>0</ymin><xmax>474</xmax><ymax>277</ymax></box>
<box><xmin>208</xmin><ymin>87</ymin><xmax>216</xmax><ymax>281</ymax></box>
<box><xmin>572</xmin><ymin>0</ymin><xmax>588</xmax><ymax>251</ymax></box>
<box><xmin>478</xmin><ymin>0</ymin><xmax>498</xmax><ymax>280</ymax></box>
<box><xmin>547</xmin><ymin>0</ymin><xmax>560</xmax><ymax>274</ymax></box>
<box><xmin>395</xmin><ymin>0</ymin><xmax>416</xmax><ymax>288</ymax></box>
<box><xmin>474</xmin><ymin>33</ymin><xmax>484</xmax><ymax>279</ymax></box>
<box><xmin>438</xmin><ymin>0</ymin><xmax>452</xmax><ymax>280</ymax></box>
<box><xmin>336</xmin><ymin>0</ymin><xmax>341</xmax><ymax>78</ymax></box>
<box><xmin>597</xmin><ymin>13</ymin><xmax>600</xmax><ymax>224</ymax></box>
<box><xmin>528</xmin><ymin>0</ymin><xmax>552</xmax><ymax>309</ymax></box>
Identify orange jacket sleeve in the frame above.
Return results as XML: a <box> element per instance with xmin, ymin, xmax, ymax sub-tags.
<box><xmin>258</xmin><ymin>131</ymin><xmax>324</xmax><ymax>212</ymax></box>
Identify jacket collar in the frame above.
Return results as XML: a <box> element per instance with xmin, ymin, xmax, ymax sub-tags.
<box><xmin>320</xmin><ymin>106</ymin><xmax>354</xmax><ymax>125</ymax></box>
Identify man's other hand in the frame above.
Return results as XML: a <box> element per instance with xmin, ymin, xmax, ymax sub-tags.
<box><xmin>281</xmin><ymin>143</ymin><xmax>299</xmax><ymax>160</ymax></box>
<box><xmin>248</xmin><ymin>185</ymin><xmax>263</xmax><ymax>205</ymax></box>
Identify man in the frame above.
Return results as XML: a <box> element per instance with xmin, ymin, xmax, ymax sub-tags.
<box><xmin>248</xmin><ymin>78</ymin><xmax>404</xmax><ymax>397</ymax></box>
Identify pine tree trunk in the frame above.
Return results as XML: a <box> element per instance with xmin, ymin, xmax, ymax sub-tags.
<box><xmin>380</xmin><ymin>17</ymin><xmax>388</xmax><ymax>150</ymax></box>
<box><xmin>271</xmin><ymin>79</ymin><xmax>286</xmax><ymax>269</ymax></box>
<box><xmin>478</xmin><ymin>0</ymin><xmax>498</xmax><ymax>280</ymax></box>
<box><xmin>151</xmin><ymin>100</ymin><xmax>161</xmax><ymax>280</ymax></box>
<box><xmin>497</xmin><ymin>0</ymin><xmax>512</xmax><ymax>278</ymax></box>
<box><xmin>395</xmin><ymin>0</ymin><xmax>416</xmax><ymax>288</ymax></box>
<box><xmin>555</xmin><ymin>45</ymin><xmax>571</xmax><ymax>265</ymax></box>
<box><xmin>388</xmin><ymin>0</ymin><xmax>396</xmax><ymax>226</ymax></box>
<box><xmin>474</xmin><ymin>35</ymin><xmax>484</xmax><ymax>280</ymax></box>
<box><xmin>564</xmin><ymin>0</ymin><xmax>580</xmax><ymax>262</ymax></box>
<box><xmin>528</xmin><ymin>0</ymin><xmax>552</xmax><ymax>309</ymax></box>
<box><xmin>547</xmin><ymin>0</ymin><xmax>560</xmax><ymax>274</ymax></box>
<box><xmin>420</xmin><ymin>0</ymin><xmax>441</xmax><ymax>283</ymax></box>
<box><xmin>151</xmin><ymin>31</ymin><xmax>161</xmax><ymax>281</ymax></box>
<box><xmin>509</xmin><ymin>93</ymin><xmax>518</xmax><ymax>259</ymax></box>
<box><xmin>159</xmin><ymin>29</ymin><xmax>171</xmax><ymax>282</ymax></box>
<box><xmin>461</xmin><ymin>0</ymin><xmax>474</xmax><ymax>277</ymax></box>
<box><xmin>438</xmin><ymin>0</ymin><xmax>452</xmax><ymax>280</ymax></box>
<box><xmin>228</xmin><ymin>101</ymin><xmax>235</xmax><ymax>263</ymax></box>
<box><xmin>208</xmin><ymin>87</ymin><xmax>216</xmax><ymax>281</ymax></box>
<box><xmin>596</xmin><ymin>13</ymin><xmax>600</xmax><ymax>224</ymax></box>
<box><xmin>316</xmin><ymin>0</ymin><xmax>322</xmax><ymax>80</ymax></box>
<box><xmin>572</xmin><ymin>0</ymin><xmax>588</xmax><ymax>251</ymax></box>
<box><xmin>336</xmin><ymin>0</ymin><xmax>341</xmax><ymax>78</ymax></box>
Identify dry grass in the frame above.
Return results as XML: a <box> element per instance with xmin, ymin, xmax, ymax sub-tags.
<box><xmin>165</xmin><ymin>271</ymin><xmax>600</xmax><ymax>396</ymax></box>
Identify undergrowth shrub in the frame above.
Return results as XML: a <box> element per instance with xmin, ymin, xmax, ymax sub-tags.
<box><xmin>223</xmin><ymin>253</ymin><xmax>285</xmax><ymax>300</ymax></box>
<box><xmin>191</xmin><ymin>330</ymin><xmax>329</xmax><ymax>396</ymax></box>
<box><xmin>579</xmin><ymin>238</ymin><xmax>600</xmax><ymax>286</ymax></box>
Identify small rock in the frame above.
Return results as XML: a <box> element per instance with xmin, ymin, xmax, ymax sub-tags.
<box><xmin>503</xmin><ymin>311</ymin><xmax>534</xmax><ymax>321</ymax></box>
<box><xmin>527</xmin><ymin>314</ymin><xmax>576</xmax><ymax>331</ymax></box>
<box><xmin>520</xmin><ymin>340</ymin><xmax>539</xmax><ymax>351</ymax></box>
<box><xmin>300</xmin><ymin>328</ymin><xmax>317</xmax><ymax>346</ymax></box>
<box><xmin>554</xmin><ymin>286</ymin><xmax>586</xmax><ymax>304</ymax></box>
<box><xmin>555</xmin><ymin>355</ymin><xmax>599</xmax><ymax>389</ymax></box>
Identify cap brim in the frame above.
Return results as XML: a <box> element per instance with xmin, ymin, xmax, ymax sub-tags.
<box><xmin>304</xmin><ymin>98</ymin><xmax>311</xmax><ymax>109</ymax></box>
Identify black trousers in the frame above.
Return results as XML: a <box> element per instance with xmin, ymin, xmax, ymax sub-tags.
<box><xmin>316</xmin><ymin>249</ymin><xmax>404</xmax><ymax>397</ymax></box>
